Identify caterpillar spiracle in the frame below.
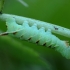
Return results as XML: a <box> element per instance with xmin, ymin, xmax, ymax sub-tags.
<box><xmin>1</xmin><ymin>18</ymin><xmax>70</xmax><ymax>59</ymax></box>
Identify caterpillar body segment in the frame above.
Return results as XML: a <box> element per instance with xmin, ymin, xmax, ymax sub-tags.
<box><xmin>6</xmin><ymin>18</ymin><xmax>61</xmax><ymax>47</ymax></box>
<box><xmin>6</xmin><ymin>18</ymin><xmax>23</xmax><ymax>33</ymax></box>
<box><xmin>1</xmin><ymin>17</ymin><xmax>70</xmax><ymax>59</ymax></box>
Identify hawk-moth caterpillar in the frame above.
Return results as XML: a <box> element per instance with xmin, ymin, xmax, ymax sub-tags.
<box><xmin>0</xmin><ymin>17</ymin><xmax>70</xmax><ymax>59</ymax></box>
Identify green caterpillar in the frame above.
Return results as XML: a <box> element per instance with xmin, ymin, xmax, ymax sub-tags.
<box><xmin>1</xmin><ymin>17</ymin><xmax>70</xmax><ymax>59</ymax></box>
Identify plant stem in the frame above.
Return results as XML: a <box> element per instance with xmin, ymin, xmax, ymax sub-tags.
<box><xmin>0</xmin><ymin>13</ymin><xmax>70</xmax><ymax>38</ymax></box>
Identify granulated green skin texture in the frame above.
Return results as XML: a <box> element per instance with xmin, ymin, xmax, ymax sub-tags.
<box><xmin>1</xmin><ymin>17</ymin><xmax>70</xmax><ymax>59</ymax></box>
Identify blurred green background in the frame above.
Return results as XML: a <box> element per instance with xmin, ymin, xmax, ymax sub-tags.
<box><xmin>0</xmin><ymin>0</ymin><xmax>70</xmax><ymax>70</ymax></box>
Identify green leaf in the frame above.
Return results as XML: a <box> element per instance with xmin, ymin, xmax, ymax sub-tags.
<box><xmin>0</xmin><ymin>36</ymin><xmax>52</xmax><ymax>70</ymax></box>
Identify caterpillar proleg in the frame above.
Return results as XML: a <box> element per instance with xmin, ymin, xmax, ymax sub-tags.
<box><xmin>0</xmin><ymin>17</ymin><xmax>70</xmax><ymax>59</ymax></box>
